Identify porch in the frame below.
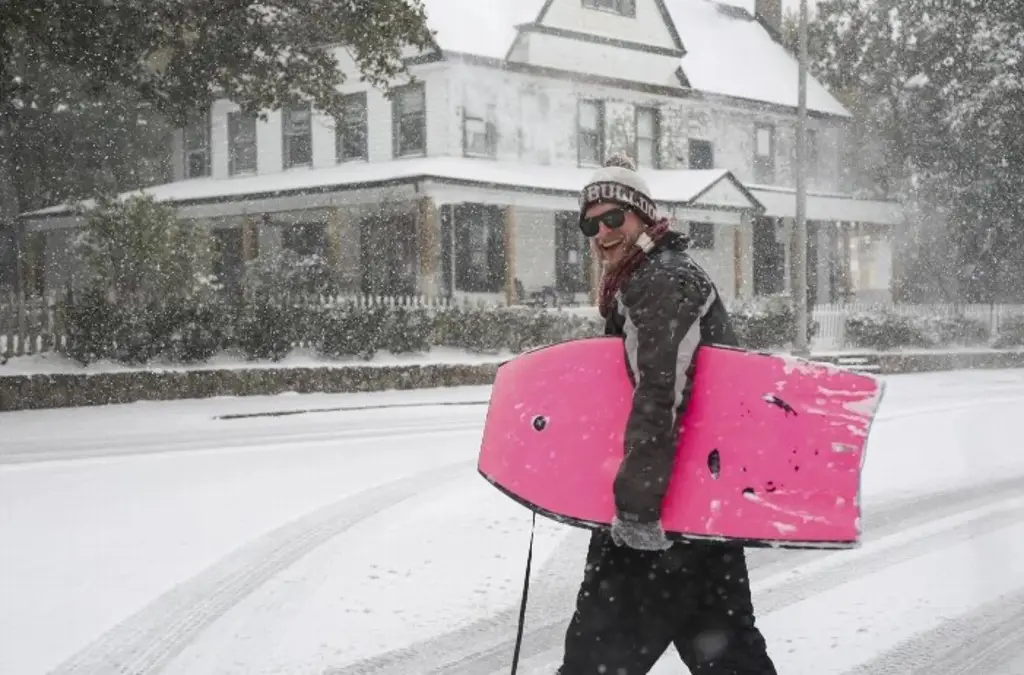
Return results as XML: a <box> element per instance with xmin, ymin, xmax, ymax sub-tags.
<box><xmin>18</xmin><ymin>157</ymin><xmax>903</xmax><ymax>308</ymax></box>
<box><xmin>19</xmin><ymin>158</ymin><xmax>766</xmax><ymax>306</ymax></box>
<box><xmin>746</xmin><ymin>185</ymin><xmax>903</xmax><ymax>305</ymax></box>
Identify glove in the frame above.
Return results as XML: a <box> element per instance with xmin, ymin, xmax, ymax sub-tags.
<box><xmin>610</xmin><ymin>513</ymin><xmax>673</xmax><ymax>551</ymax></box>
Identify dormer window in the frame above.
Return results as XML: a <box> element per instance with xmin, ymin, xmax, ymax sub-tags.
<box><xmin>582</xmin><ymin>0</ymin><xmax>636</xmax><ymax>17</ymax></box>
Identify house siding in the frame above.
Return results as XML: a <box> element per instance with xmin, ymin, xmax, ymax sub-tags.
<box><xmin>168</xmin><ymin>54</ymin><xmax>846</xmax><ymax>195</ymax></box>
<box><xmin>539</xmin><ymin>0</ymin><xmax>680</xmax><ymax>50</ymax></box>
<box><xmin>511</xmin><ymin>32</ymin><xmax>682</xmax><ymax>86</ymax></box>
<box><xmin>168</xmin><ymin>59</ymin><xmax>451</xmax><ymax>180</ymax></box>
<box><xmin>148</xmin><ymin>20</ymin><xmax>861</xmax><ymax>308</ymax></box>
<box><xmin>441</xmin><ymin>61</ymin><xmax>845</xmax><ymax>193</ymax></box>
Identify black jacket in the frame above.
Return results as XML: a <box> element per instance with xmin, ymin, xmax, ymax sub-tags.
<box><xmin>605</xmin><ymin>231</ymin><xmax>739</xmax><ymax>523</ymax></box>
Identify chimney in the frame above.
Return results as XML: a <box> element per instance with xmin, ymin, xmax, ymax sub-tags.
<box><xmin>755</xmin><ymin>0</ymin><xmax>782</xmax><ymax>36</ymax></box>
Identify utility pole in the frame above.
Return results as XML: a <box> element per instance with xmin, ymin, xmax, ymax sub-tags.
<box><xmin>793</xmin><ymin>0</ymin><xmax>810</xmax><ymax>357</ymax></box>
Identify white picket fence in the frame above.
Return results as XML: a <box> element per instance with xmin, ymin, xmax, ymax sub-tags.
<box><xmin>811</xmin><ymin>303</ymin><xmax>1024</xmax><ymax>350</ymax></box>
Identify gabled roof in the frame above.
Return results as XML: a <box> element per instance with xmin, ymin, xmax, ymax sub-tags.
<box><xmin>664</xmin><ymin>0</ymin><xmax>850</xmax><ymax>116</ymax></box>
<box><xmin>418</xmin><ymin>0</ymin><xmax>849</xmax><ymax>117</ymax></box>
<box><xmin>419</xmin><ymin>0</ymin><xmax>546</xmax><ymax>60</ymax></box>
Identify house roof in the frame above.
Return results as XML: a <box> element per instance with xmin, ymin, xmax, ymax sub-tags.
<box><xmin>420</xmin><ymin>0</ymin><xmax>546</xmax><ymax>60</ymax></box>
<box><xmin>21</xmin><ymin>157</ymin><xmax>761</xmax><ymax>218</ymax></box>
<box><xmin>664</xmin><ymin>0</ymin><xmax>849</xmax><ymax>116</ymax></box>
<box><xmin>419</xmin><ymin>0</ymin><xmax>849</xmax><ymax>117</ymax></box>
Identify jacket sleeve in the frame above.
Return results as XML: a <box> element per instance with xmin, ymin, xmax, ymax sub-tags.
<box><xmin>613</xmin><ymin>264</ymin><xmax>713</xmax><ymax>523</ymax></box>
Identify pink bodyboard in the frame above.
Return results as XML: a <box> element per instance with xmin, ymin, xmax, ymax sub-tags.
<box><xmin>477</xmin><ymin>337</ymin><xmax>885</xmax><ymax>549</ymax></box>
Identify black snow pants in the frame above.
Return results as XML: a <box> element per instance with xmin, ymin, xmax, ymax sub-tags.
<box><xmin>557</xmin><ymin>531</ymin><xmax>777</xmax><ymax>675</ymax></box>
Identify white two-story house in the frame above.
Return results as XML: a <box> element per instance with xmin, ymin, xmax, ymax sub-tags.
<box><xmin>22</xmin><ymin>0</ymin><xmax>902</xmax><ymax>306</ymax></box>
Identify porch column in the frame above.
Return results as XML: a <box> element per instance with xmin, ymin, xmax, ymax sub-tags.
<box><xmin>193</xmin><ymin>220</ymin><xmax>215</xmax><ymax>278</ymax></box>
<box><xmin>782</xmin><ymin>216</ymin><xmax>794</xmax><ymax>295</ymax></box>
<box><xmin>242</xmin><ymin>216</ymin><xmax>260</xmax><ymax>262</ymax></box>
<box><xmin>503</xmin><ymin>205</ymin><xmax>517</xmax><ymax>304</ymax></box>
<box><xmin>816</xmin><ymin>223</ymin><xmax>832</xmax><ymax>303</ymax></box>
<box><xmin>733</xmin><ymin>221</ymin><xmax>743</xmax><ymax>299</ymax></box>
<box><xmin>324</xmin><ymin>208</ymin><xmax>343</xmax><ymax>268</ymax></box>
<box><xmin>417</xmin><ymin>197</ymin><xmax>440</xmax><ymax>296</ymax></box>
<box><xmin>839</xmin><ymin>222</ymin><xmax>853</xmax><ymax>301</ymax></box>
<box><xmin>855</xmin><ymin>223</ymin><xmax>872</xmax><ymax>293</ymax></box>
<box><xmin>735</xmin><ymin>212</ymin><xmax>754</xmax><ymax>300</ymax></box>
<box><xmin>20</xmin><ymin>231</ymin><xmax>44</xmax><ymax>297</ymax></box>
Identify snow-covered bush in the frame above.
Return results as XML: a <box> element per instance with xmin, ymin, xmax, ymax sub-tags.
<box><xmin>73</xmin><ymin>195</ymin><xmax>213</xmax><ymax>300</ymax></box>
<box><xmin>385</xmin><ymin>306</ymin><xmax>435</xmax><ymax>354</ymax></box>
<box><xmin>149</xmin><ymin>297</ymin><xmax>230</xmax><ymax>364</ymax></box>
<box><xmin>314</xmin><ymin>303</ymin><xmax>431</xmax><ymax>360</ymax></box>
<box><xmin>845</xmin><ymin>311</ymin><xmax>994</xmax><ymax>350</ymax></box>
<box><xmin>994</xmin><ymin>316</ymin><xmax>1024</xmax><ymax>348</ymax></box>
<box><xmin>845</xmin><ymin>312</ymin><xmax>933</xmax><ymax>351</ymax></box>
<box><xmin>431</xmin><ymin>306</ymin><xmax>603</xmax><ymax>355</ymax></box>
<box><xmin>729</xmin><ymin>299</ymin><xmax>820</xmax><ymax>350</ymax></box>
<box><xmin>920</xmin><ymin>314</ymin><xmax>990</xmax><ymax>347</ymax></box>
<box><xmin>242</xmin><ymin>249</ymin><xmax>341</xmax><ymax>297</ymax></box>
<box><xmin>234</xmin><ymin>295</ymin><xmax>296</xmax><ymax>362</ymax></box>
<box><xmin>61</xmin><ymin>287</ymin><xmax>121</xmax><ymax>365</ymax></box>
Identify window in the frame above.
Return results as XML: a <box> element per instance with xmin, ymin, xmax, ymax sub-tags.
<box><xmin>336</xmin><ymin>93</ymin><xmax>368</xmax><ymax>162</ymax></box>
<box><xmin>582</xmin><ymin>0</ymin><xmax>636</xmax><ymax>17</ymax></box>
<box><xmin>282</xmin><ymin>223</ymin><xmax>326</xmax><ymax>257</ymax></box>
<box><xmin>463</xmin><ymin>88</ymin><xmax>498</xmax><ymax>158</ymax></box>
<box><xmin>282</xmin><ymin>104</ymin><xmax>312</xmax><ymax>168</ymax></box>
<box><xmin>805</xmin><ymin>128</ymin><xmax>819</xmax><ymax>176</ymax></box>
<box><xmin>556</xmin><ymin>211</ymin><xmax>591</xmax><ymax>294</ymax></box>
<box><xmin>212</xmin><ymin>227</ymin><xmax>245</xmax><ymax>288</ymax></box>
<box><xmin>517</xmin><ymin>91</ymin><xmax>551</xmax><ymax>164</ymax></box>
<box><xmin>227</xmin><ymin>111</ymin><xmax>258</xmax><ymax>175</ymax></box>
<box><xmin>752</xmin><ymin>216</ymin><xmax>786</xmax><ymax>296</ymax></box>
<box><xmin>183</xmin><ymin>112</ymin><xmax>210</xmax><ymax>178</ymax></box>
<box><xmin>453</xmin><ymin>203</ymin><xmax>506</xmax><ymax>293</ymax></box>
<box><xmin>393</xmin><ymin>83</ymin><xmax>426</xmax><ymax>157</ymax></box>
<box><xmin>792</xmin><ymin>127</ymin><xmax>819</xmax><ymax>185</ymax></box>
<box><xmin>689</xmin><ymin>222</ymin><xmax>715</xmax><ymax>249</ymax></box>
<box><xmin>577</xmin><ymin>100</ymin><xmax>604</xmax><ymax>167</ymax></box>
<box><xmin>360</xmin><ymin>210</ymin><xmax>418</xmax><ymax>295</ymax></box>
<box><xmin>753</xmin><ymin>123</ymin><xmax>775</xmax><ymax>184</ymax></box>
<box><xmin>634</xmin><ymin>107</ymin><xmax>659</xmax><ymax>169</ymax></box>
<box><xmin>689</xmin><ymin>139</ymin><xmax>714</xmax><ymax>170</ymax></box>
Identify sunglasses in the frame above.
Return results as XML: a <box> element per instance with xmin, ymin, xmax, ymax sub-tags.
<box><xmin>579</xmin><ymin>207</ymin><xmax>627</xmax><ymax>237</ymax></box>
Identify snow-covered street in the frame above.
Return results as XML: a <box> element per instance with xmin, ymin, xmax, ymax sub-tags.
<box><xmin>3</xmin><ymin>369</ymin><xmax>1024</xmax><ymax>675</ymax></box>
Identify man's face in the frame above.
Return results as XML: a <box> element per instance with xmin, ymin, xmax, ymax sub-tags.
<box><xmin>582</xmin><ymin>202</ymin><xmax>645</xmax><ymax>268</ymax></box>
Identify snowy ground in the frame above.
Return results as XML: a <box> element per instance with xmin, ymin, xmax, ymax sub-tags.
<box><xmin>3</xmin><ymin>370</ymin><xmax>1024</xmax><ymax>674</ymax></box>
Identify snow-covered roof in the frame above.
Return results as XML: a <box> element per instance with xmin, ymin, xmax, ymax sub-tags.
<box><xmin>665</xmin><ymin>0</ymin><xmax>849</xmax><ymax>116</ymax></box>
<box><xmin>22</xmin><ymin>158</ymin><xmax>757</xmax><ymax>218</ymax></box>
<box><xmin>419</xmin><ymin>0</ymin><xmax>849</xmax><ymax>117</ymax></box>
<box><xmin>420</xmin><ymin>0</ymin><xmax>546</xmax><ymax>60</ymax></box>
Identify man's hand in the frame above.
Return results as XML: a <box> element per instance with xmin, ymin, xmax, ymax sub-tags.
<box><xmin>610</xmin><ymin>514</ymin><xmax>673</xmax><ymax>551</ymax></box>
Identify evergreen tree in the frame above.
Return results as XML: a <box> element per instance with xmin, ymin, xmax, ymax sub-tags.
<box><xmin>790</xmin><ymin>0</ymin><xmax>1024</xmax><ymax>302</ymax></box>
<box><xmin>0</xmin><ymin>0</ymin><xmax>436</xmax><ymax>291</ymax></box>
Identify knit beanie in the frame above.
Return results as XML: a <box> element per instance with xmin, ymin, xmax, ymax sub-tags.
<box><xmin>578</xmin><ymin>154</ymin><xmax>659</xmax><ymax>228</ymax></box>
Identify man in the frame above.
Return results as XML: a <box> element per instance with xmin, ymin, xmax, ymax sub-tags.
<box><xmin>557</xmin><ymin>154</ymin><xmax>777</xmax><ymax>675</ymax></box>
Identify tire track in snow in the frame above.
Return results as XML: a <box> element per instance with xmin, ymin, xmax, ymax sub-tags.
<box><xmin>326</xmin><ymin>474</ymin><xmax>1024</xmax><ymax>675</ymax></box>
<box><xmin>469</xmin><ymin>496</ymin><xmax>1024</xmax><ymax>675</ymax></box>
<box><xmin>457</xmin><ymin>497</ymin><xmax>1024</xmax><ymax>675</ymax></box>
<box><xmin>1</xmin><ymin>420</ymin><xmax>482</xmax><ymax>466</ymax></box>
<box><xmin>842</xmin><ymin>586</ymin><xmax>1024</xmax><ymax>675</ymax></box>
<box><xmin>45</xmin><ymin>460</ymin><xmax>474</xmax><ymax>675</ymax></box>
